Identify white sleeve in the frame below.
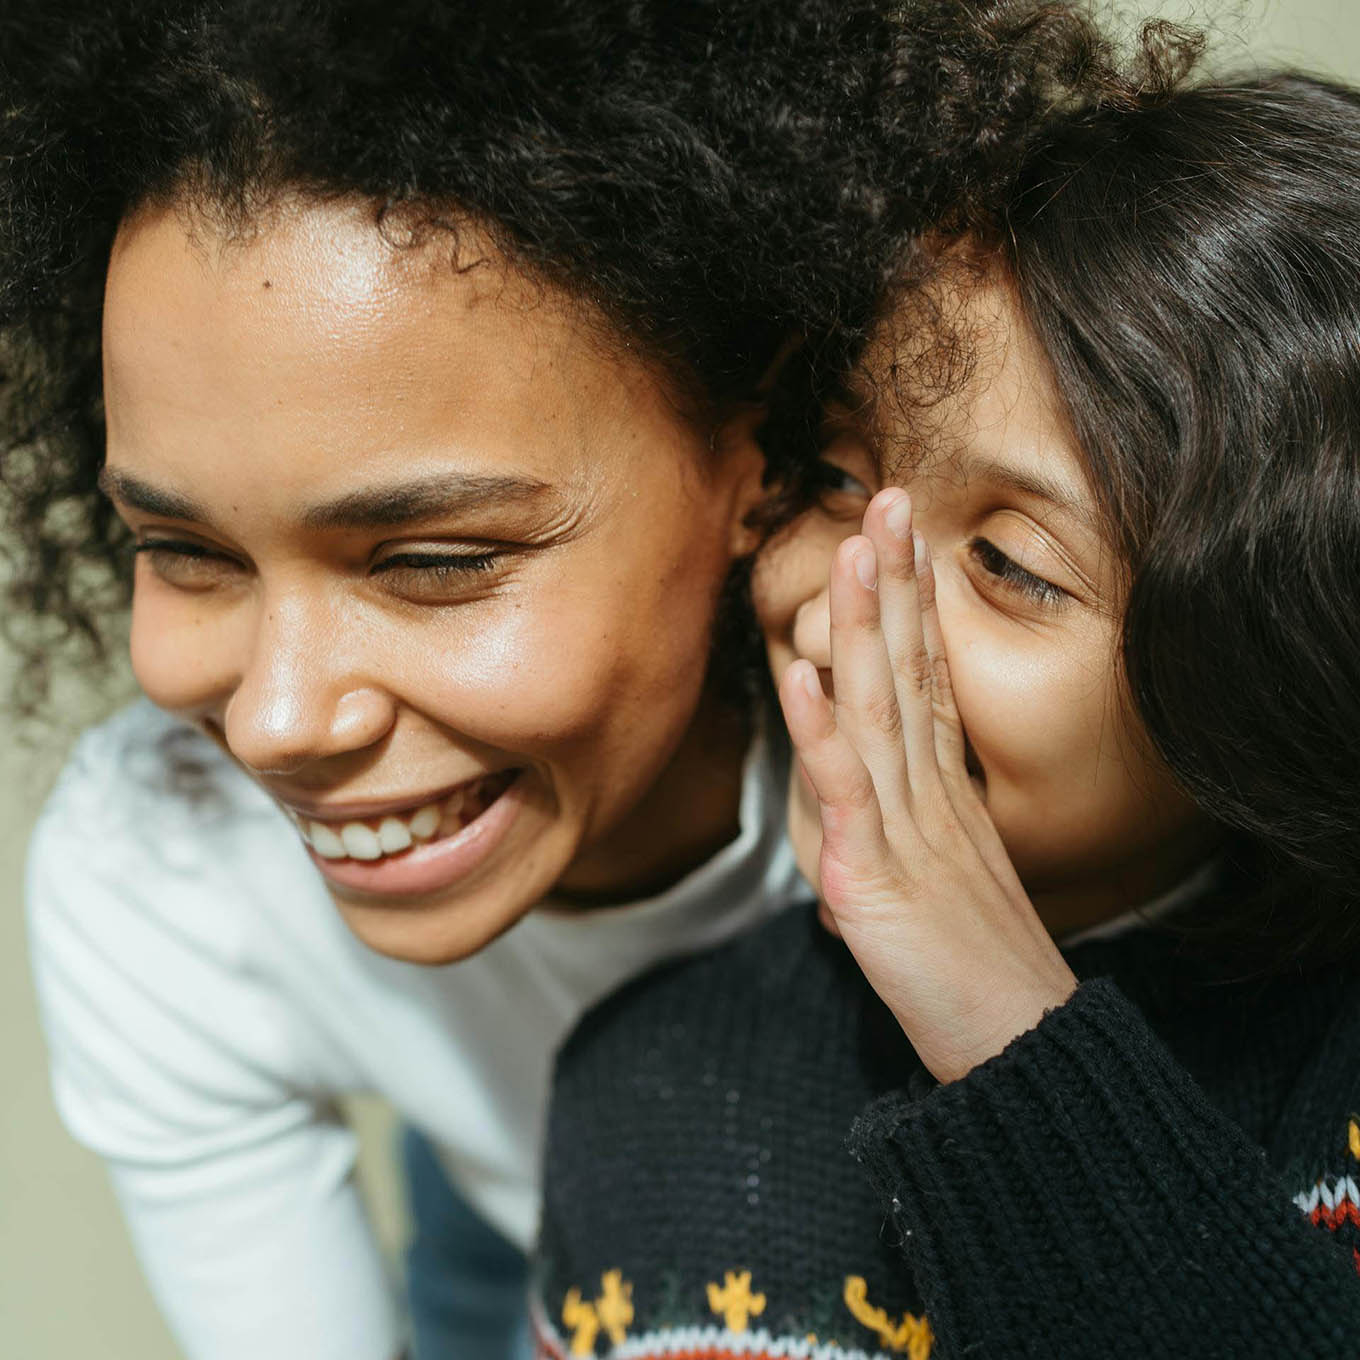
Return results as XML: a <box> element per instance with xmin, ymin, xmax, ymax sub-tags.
<box><xmin>25</xmin><ymin>745</ymin><xmax>402</xmax><ymax>1360</ymax></box>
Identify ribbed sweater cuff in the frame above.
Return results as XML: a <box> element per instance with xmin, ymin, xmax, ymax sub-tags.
<box><xmin>848</xmin><ymin>977</ymin><xmax>1354</xmax><ymax>1357</ymax></box>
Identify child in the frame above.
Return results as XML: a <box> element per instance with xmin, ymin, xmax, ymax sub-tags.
<box><xmin>533</xmin><ymin>49</ymin><xmax>1360</xmax><ymax>1360</ymax></box>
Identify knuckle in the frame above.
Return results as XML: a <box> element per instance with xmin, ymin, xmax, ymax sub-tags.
<box><xmin>844</xmin><ymin>771</ymin><xmax>880</xmax><ymax>813</ymax></box>
<box><xmin>906</xmin><ymin>643</ymin><xmax>933</xmax><ymax>697</ymax></box>
<box><xmin>915</xmin><ymin>559</ymin><xmax>938</xmax><ymax>610</ymax></box>
<box><xmin>930</xmin><ymin>654</ymin><xmax>955</xmax><ymax>706</ymax></box>
<box><xmin>820</xmin><ymin>780</ymin><xmax>872</xmax><ymax>827</ymax></box>
<box><xmin>860</xmin><ymin>685</ymin><xmax>904</xmax><ymax>739</ymax></box>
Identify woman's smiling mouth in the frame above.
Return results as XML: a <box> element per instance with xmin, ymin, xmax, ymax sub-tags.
<box><xmin>281</xmin><ymin>769</ymin><xmax>526</xmax><ymax>898</ymax></box>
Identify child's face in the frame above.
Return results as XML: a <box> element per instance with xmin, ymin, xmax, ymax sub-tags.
<box><xmin>755</xmin><ymin>281</ymin><xmax>1210</xmax><ymax>934</ymax></box>
<box><xmin>100</xmin><ymin>197</ymin><xmax>762</xmax><ymax>964</ymax></box>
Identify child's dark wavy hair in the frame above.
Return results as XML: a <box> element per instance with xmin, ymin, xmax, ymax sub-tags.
<box><xmin>0</xmin><ymin>0</ymin><xmax>1093</xmax><ymax>714</ymax></box>
<box><xmin>962</xmin><ymin>59</ymin><xmax>1360</xmax><ymax>971</ymax></box>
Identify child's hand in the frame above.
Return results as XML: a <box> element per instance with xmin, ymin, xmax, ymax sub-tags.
<box><xmin>778</xmin><ymin>489</ymin><xmax>1078</xmax><ymax>1084</ymax></box>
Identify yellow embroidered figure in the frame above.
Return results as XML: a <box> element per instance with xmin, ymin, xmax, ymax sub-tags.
<box><xmin>707</xmin><ymin>1269</ymin><xmax>767</xmax><ymax>1332</ymax></box>
<box><xmin>562</xmin><ymin>1289</ymin><xmax>600</xmax><ymax>1357</ymax></box>
<box><xmin>843</xmin><ymin>1276</ymin><xmax>934</xmax><ymax>1360</ymax></box>
<box><xmin>562</xmin><ymin>1271</ymin><xmax>634</xmax><ymax>1355</ymax></box>
<box><xmin>596</xmin><ymin>1270</ymin><xmax>635</xmax><ymax>1345</ymax></box>
<box><xmin>1348</xmin><ymin>1118</ymin><xmax>1360</xmax><ymax>1162</ymax></box>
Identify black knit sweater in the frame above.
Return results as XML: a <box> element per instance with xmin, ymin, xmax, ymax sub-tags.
<box><xmin>532</xmin><ymin>901</ymin><xmax>1360</xmax><ymax>1359</ymax></box>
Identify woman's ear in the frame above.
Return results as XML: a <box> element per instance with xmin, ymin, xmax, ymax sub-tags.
<box><xmin>714</xmin><ymin>401</ymin><xmax>769</xmax><ymax>557</ymax></box>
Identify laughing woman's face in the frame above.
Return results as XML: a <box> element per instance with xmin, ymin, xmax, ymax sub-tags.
<box><xmin>101</xmin><ymin>197</ymin><xmax>763</xmax><ymax>963</ymax></box>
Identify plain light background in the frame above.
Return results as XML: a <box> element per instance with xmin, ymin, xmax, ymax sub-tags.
<box><xmin>4</xmin><ymin>2</ymin><xmax>1359</xmax><ymax>1354</ymax></box>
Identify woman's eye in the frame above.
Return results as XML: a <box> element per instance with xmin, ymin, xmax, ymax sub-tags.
<box><xmin>370</xmin><ymin>550</ymin><xmax>502</xmax><ymax>594</ymax></box>
<box><xmin>969</xmin><ymin>537</ymin><xmax>1066</xmax><ymax>608</ymax></box>
<box><xmin>134</xmin><ymin>539</ymin><xmax>243</xmax><ymax>589</ymax></box>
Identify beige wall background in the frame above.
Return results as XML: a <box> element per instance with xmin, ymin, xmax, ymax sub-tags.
<box><xmin>3</xmin><ymin>2</ymin><xmax>1358</xmax><ymax>1354</ymax></box>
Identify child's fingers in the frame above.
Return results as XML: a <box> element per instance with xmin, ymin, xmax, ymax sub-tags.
<box><xmin>826</xmin><ymin>535</ymin><xmax>913</xmax><ymax>827</ymax></box>
<box><xmin>860</xmin><ymin>491</ymin><xmax>942</xmax><ymax>797</ymax></box>
<box><xmin>778</xmin><ymin>658</ymin><xmax>893</xmax><ymax>876</ymax></box>
<box><xmin>912</xmin><ymin>535</ymin><xmax>968</xmax><ymax>779</ymax></box>
<box><xmin>911</xmin><ymin>543</ymin><xmax>1030</xmax><ymax>906</ymax></box>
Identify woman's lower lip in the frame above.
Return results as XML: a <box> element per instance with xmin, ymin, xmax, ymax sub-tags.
<box><xmin>306</xmin><ymin>774</ymin><xmax>526</xmax><ymax>899</ymax></box>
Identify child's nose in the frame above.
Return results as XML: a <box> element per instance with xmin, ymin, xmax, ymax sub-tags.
<box><xmin>791</xmin><ymin>586</ymin><xmax>831</xmax><ymax>670</ymax></box>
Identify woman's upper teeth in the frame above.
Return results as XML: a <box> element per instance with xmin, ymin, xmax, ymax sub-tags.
<box><xmin>299</xmin><ymin>781</ymin><xmax>480</xmax><ymax>860</ymax></box>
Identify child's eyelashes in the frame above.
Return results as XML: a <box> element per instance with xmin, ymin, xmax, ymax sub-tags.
<box><xmin>809</xmin><ymin>456</ymin><xmax>874</xmax><ymax>503</ymax></box>
<box><xmin>968</xmin><ymin>536</ymin><xmax>1067</xmax><ymax>608</ymax></box>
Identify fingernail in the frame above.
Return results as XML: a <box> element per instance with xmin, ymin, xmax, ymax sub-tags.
<box><xmin>853</xmin><ymin>545</ymin><xmax>878</xmax><ymax>590</ymax></box>
<box><xmin>913</xmin><ymin>532</ymin><xmax>929</xmax><ymax>574</ymax></box>
<box><xmin>884</xmin><ymin>493</ymin><xmax>913</xmax><ymax>541</ymax></box>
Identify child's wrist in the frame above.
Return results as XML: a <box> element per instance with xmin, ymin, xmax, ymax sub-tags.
<box><xmin>902</xmin><ymin>964</ymin><xmax>1079</xmax><ymax>1086</ymax></box>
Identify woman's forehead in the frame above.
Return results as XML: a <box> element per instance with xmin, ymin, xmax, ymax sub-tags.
<box><xmin>105</xmin><ymin>196</ymin><xmax>559</xmax><ymax>367</ymax></box>
<box><xmin>101</xmin><ymin>197</ymin><xmax>698</xmax><ymax>503</ymax></box>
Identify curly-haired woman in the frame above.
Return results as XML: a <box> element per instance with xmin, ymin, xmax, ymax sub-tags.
<box><xmin>2</xmin><ymin>3</ymin><xmax>1055</xmax><ymax>1357</ymax></box>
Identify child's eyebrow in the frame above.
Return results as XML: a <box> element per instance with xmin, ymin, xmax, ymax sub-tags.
<box><xmin>971</xmin><ymin>458</ymin><xmax>1098</xmax><ymax>534</ymax></box>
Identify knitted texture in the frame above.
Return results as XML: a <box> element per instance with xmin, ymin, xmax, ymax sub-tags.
<box><xmin>534</xmin><ymin>902</ymin><xmax>1360</xmax><ymax>1358</ymax></box>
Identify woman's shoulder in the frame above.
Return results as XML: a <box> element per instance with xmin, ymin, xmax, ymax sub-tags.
<box><xmin>26</xmin><ymin>700</ymin><xmax>300</xmax><ymax>962</ymax></box>
<box><xmin>39</xmin><ymin>699</ymin><xmax>271</xmax><ymax>832</ymax></box>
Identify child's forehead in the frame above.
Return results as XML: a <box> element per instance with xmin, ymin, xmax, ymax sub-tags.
<box><xmin>846</xmin><ymin>277</ymin><xmax>1098</xmax><ymax>526</ymax></box>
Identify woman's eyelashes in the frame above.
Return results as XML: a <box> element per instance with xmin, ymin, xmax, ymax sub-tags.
<box><xmin>134</xmin><ymin>538</ymin><xmax>506</xmax><ymax>597</ymax></box>
<box><xmin>369</xmin><ymin>549</ymin><xmax>503</xmax><ymax>576</ymax></box>
<box><xmin>134</xmin><ymin>538</ymin><xmax>244</xmax><ymax>589</ymax></box>
<box><xmin>369</xmin><ymin>549</ymin><xmax>502</xmax><ymax>592</ymax></box>
<box><xmin>968</xmin><ymin>536</ymin><xmax>1067</xmax><ymax>608</ymax></box>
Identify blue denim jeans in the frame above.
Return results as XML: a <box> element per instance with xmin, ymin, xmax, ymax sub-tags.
<box><xmin>401</xmin><ymin>1125</ymin><xmax>533</xmax><ymax>1360</ymax></box>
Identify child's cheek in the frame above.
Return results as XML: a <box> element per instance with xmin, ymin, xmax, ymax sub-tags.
<box><xmin>945</xmin><ymin>624</ymin><xmax>1101</xmax><ymax>859</ymax></box>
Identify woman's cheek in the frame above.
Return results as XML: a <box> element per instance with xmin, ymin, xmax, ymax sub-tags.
<box><xmin>128</xmin><ymin>590</ymin><xmax>239</xmax><ymax>714</ymax></box>
<box><xmin>391</xmin><ymin>590</ymin><xmax>698</xmax><ymax>752</ymax></box>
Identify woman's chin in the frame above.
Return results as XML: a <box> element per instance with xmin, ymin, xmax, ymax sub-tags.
<box><xmin>328</xmin><ymin>886</ymin><xmax>534</xmax><ymax>965</ymax></box>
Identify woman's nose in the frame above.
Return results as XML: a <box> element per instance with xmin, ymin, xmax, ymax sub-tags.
<box><xmin>222</xmin><ymin>598</ymin><xmax>397</xmax><ymax>776</ymax></box>
<box><xmin>791</xmin><ymin>587</ymin><xmax>831</xmax><ymax>670</ymax></box>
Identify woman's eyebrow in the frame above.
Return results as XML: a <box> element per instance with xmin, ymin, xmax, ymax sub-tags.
<box><xmin>299</xmin><ymin>473</ymin><xmax>553</xmax><ymax>530</ymax></box>
<box><xmin>97</xmin><ymin>467</ymin><xmax>205</xmax><ymax>520</ymax></box>
<box><xmin>97</xmin><ymin>467</ymin><xmax>554</xmax><ymax>529</ymax></box>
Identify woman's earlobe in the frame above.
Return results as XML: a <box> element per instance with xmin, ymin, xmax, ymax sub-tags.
<box><xmin>715</xmin><ymin>402</ymin><xmax>770</xmax><ymax>556</ymax></box>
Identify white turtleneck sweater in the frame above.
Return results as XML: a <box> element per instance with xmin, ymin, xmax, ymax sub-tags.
<box><xmin>26</xmin><ymin>700</ymin><xmax>801</xmax><ymax>1360</ymax></box>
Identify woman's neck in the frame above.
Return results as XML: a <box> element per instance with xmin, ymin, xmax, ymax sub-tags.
<box><xmin>552</xmin><ymin>692</ymin><xmax>752</xmax><ymax>907</ymax></box>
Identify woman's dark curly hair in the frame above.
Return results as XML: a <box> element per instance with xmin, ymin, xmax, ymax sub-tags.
<box><xmin>894</xmin><ymin>31</ymin><xmax>1360</xmax><ymax>970</ymax></box>
<box><xmin>0</xmin><ymin>0</ymin><xmax>1124</xmax><ymax>714</ymax></box>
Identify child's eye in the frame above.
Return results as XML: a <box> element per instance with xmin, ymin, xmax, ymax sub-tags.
<box><xmin>969</xmin><ymin>536</ymin><xmax>1067</xmax><ymax>607</ymax></box>
<box><xmin>809</xmin><ymin>459</ymin><xmax>873</xmax><ymax>501</ymax></box>
<box><xmin>134</xmin><ymin>539</ymin><xmax>244</xmax><ymax>589</ymax></box>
